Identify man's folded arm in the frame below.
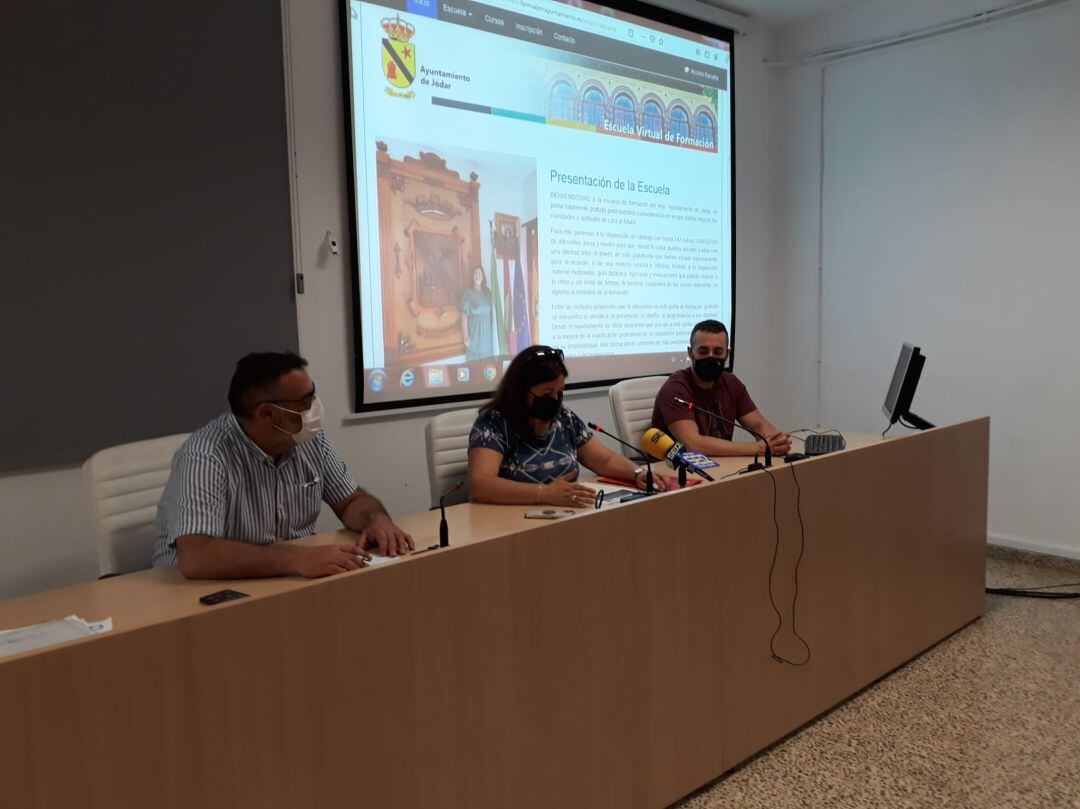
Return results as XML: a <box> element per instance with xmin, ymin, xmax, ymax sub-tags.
<box><xmin>331</xmin><ymin>487</ymin><xmax>385</xmax><ymax>528</ymax></box>
<box><xmin>173</xmin><ymin>534</ymin><xmax>301</xmax><ymax>580</ymax></box>
<box><xmin>668</xmin><ymin>417</ymin><xmax>761</xmax><ymax>457</ymax></box>
<box><xmin>331</xmin><ymin>488</ymin><xmax>414</xmax><ymax>557</ymax></box>
<box><xmin>173</xmin><ymin>534</ymin><xmax>370</xmax><ymax>580</ymax></box>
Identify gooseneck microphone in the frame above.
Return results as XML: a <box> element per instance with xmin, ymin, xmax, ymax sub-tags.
<box><xmin>640</xmin><ymin>428</ymin><xmax>715</xmax><ymax>482</ymax></box>
<box><xmin>673</xmin><ymin>396</ymin><xmax>773</xmax><ymax>469</ymax></box>
<box><xmin>439</xmin><ymin>480</ymin><xmax>465</xmax><ymax>547</ymax></box>
<box><xmin>586</xmin><ymin>422</ymin><xmax>655</xmax><ymax>494</ymax></box>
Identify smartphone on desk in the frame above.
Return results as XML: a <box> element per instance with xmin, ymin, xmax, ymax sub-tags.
<box><xmin>524</xmin><ymin>509</ymin><xmax>575</xmax><ymax>520</ymax></box>
<box><xmin>199</xmin><ymin>589</ymin><xmax>249</xmax><ymax>606</ymax></box>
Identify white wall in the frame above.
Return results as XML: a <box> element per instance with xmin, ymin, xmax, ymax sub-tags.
<box><xmin>0</xmin><ymin>1</ymin><xmax>782</xmax><ymax>599</ymax></box>
<box><xmin>0</xmin><ymin>467</ymin><xmax>97</xmax><ymax>599</ymax></box>
<box><xmin>771</xmin><ymin>0</ymin><xmax>1080</xmax><ymax>558</ymax></box>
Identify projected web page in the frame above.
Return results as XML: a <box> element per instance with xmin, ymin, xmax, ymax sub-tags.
<box><xmin>345</xmin><ymin>0</ymin><xmax>732</xmax><ymax>408</ymax></box>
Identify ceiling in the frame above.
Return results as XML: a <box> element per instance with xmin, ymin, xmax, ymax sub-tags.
<box><xmin>699</xmin><ymin>0</ymin><xmax>865</xmax><ymax>24</ymax></box>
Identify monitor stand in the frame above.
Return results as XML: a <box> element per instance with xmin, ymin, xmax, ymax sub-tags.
<box><xmin>902</xmin><ymin>411</ymin><xmax>935</xmax><ymax>430</ymax></box>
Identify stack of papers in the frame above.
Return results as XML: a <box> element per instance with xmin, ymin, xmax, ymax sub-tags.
<box><xmin>0</xmin><ymin>615</ymin><xmax>112</xmax><ymax>659</ymax></box>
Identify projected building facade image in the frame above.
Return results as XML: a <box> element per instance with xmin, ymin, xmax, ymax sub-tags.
<box><xmin>546</xmin><ymin>73</ymin><xmax>717</xmax><ymax>150</ymax></box>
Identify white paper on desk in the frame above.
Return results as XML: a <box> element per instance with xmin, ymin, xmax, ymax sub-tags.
<box><xmin>363</xmin><ymin>555</ymin><xmax>402</xmax><ymax>567</ymax></box>
<box><xmin>74</xmin><ymin>616</ymin><xmax>113</xmax><ymax>634</ymax></box>
<box><xmin>0</xmin><ymin>615</ymin><xmax>113</xmax><ymax>659</ymax></box>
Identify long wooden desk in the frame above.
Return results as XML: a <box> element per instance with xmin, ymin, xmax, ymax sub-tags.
<box><xmin>0</xmin><ymin>420</ymin><xmax>989</xmax><ymax>808</ymax></box>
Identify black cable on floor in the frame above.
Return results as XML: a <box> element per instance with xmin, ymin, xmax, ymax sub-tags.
<box><xmin>986</xmin><ymin>587</ymin><xmax>1080</xmax><ymax>599</ymax></box>
<box><xmin>987</xmin><ymin>578</ymin><xmax>1080</xmax><ymax>598</ymax></box>
<box><xmin>1007</xmin><ymin>580</ymin><xmax>1080</xmax><ymax>590</ymax></box>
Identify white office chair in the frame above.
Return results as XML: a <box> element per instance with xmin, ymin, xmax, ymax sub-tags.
<box><xmin>608</xmin><ymin>376</ymin><xmax>668</xmax><ymax>456</ymax></box>
<box><xmin>82</xmin><ymin>433</ymin><xmax>190</xmax><ymax>577</ymax></box>
<box><xmin>424</xmin><ymin>407</ymin><xmax>478</xmax><ymax>509</ymax></box>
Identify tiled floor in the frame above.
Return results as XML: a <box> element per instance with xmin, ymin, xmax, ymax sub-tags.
<box><xmin>675</xmin><ymin>547</ymin><xmax>1080</xmax><ymax>809</ymax></box>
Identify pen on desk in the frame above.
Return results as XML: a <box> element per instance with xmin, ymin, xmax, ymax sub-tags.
<box><xmin>411</xmin><ymin>544</ymin><xmax>440</xmax><ymax>555</ymax></box>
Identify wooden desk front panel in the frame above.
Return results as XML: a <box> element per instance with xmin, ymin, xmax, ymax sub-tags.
<box><xmin>0</xmin><ymin>421</ymin><xmax>989</xmax><ymax>809</ymax></box>
<box><xmin>716</xmin><ymin>419</ymin><xmax>988</xmax><ymax>767</ymax></box>
<box><xmin>1</xmin><ymin>481</ymin><xmax>728</xmax><ymax>809</ymax></box>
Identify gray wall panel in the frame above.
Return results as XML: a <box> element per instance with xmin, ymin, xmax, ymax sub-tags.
<box><xmin>0</xmin><ymin>1</ymin><xmax>298</xmax><ymax>470</ymax></box>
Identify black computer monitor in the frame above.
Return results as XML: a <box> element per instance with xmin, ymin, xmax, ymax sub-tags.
<box><xmin>883</xmin><ymin>343</ymin><xmax>934</xmax><ymax>430</ymax></box>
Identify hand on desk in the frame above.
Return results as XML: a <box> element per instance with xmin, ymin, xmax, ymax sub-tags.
<box><xmin>634</xmin><ymin>468</ymin><xmax>668</xmax><ymax>492</ymax></box>
<box><xmin>760</xmin><ymin>432</ymin><xmax>792</xmax><ymax>457</ymax></box>
<box><xmin>292</xmin><ymin>542</ymin><xmax>372</xmax><ymax>578</ymax></box>
<box><xmin>359</xmin><ymin>512</ymin><xmax>415</xmax><ymax>557</ymax></box>
<box><xmin>542</xmin><ymin>479</ymin><xmax>596</xmax><ymax>508</ymax></box>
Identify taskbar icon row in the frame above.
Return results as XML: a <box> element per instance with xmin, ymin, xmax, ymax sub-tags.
<box><xmin>366</xmin><ymin>359</ymin><xmax>505</xmax><ymax>395</ymax></box>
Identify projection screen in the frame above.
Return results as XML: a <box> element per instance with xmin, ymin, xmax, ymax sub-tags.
<box><xmin>342</xmin><ymin>0</ymin><xmax>734</xmax><ymax>410</ymax></box>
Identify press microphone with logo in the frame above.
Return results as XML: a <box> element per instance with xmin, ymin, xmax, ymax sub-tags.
<box><xmin>586</xmin><ymin>421</ymin><xmax>655</xmax><ymax>494</ymax></box>
<box><xmin>672</xmin><ymin>396</ymin><xmax>772</xmax><ymax>469</ymax></box>
<box><xmin>640</xmin><ymin>428</ymin><xmax>715</xmax><ymax>482</ymax></box>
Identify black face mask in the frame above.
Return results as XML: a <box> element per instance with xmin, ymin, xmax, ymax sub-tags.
<box><xmin>529</xmin><ymin>392</ymin><xmax>563</xmax><ymax>420</ymax></box>
<box><xmin>693</xmin><ymin>356</ymin><xmax>724</xmax><ymax>382</ymax></box>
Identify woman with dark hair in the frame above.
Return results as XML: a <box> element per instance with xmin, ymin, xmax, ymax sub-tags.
<box><xmin>468</xmin><ymin>346</ymin><xmax>666</xmax><ymax>506</ymax></box>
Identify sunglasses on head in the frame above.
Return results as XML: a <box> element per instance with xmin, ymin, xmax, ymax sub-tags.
<box><xmin>525</xmin><ymin>346</ymin><xmax>565</xmax><ymax>363</ymax></box>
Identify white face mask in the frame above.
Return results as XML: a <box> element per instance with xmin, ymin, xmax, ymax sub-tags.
<box><xmin>270</xmin><ymin>395</ymin><xmax>323</xmax><ymax>444</ymax></box>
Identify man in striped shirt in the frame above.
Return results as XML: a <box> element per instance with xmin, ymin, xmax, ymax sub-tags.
<box><xmin>153</xmin><ymin>351</ymin><xmax>413</xmax><ymax>578</ymax></box>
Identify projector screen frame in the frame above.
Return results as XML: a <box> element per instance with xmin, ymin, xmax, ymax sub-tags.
<box><xmin>340</xmin><ymin>0</ymin><xmax>736</xmax><ymax>413</ymax></box>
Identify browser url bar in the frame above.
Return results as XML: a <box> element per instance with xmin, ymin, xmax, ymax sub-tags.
<box><xmin>481</xmin><ymin>0</ymin><xmax>619</xmax><ymax>37</ymax></box>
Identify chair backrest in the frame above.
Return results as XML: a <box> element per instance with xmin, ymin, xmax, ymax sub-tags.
<box><xmin>608</xmin><ymin>376</ymin><xmax>668</xmax><ymax>456</ymax></box>
<box><xmin>82</xmin><ymin>433</ymin><xmax>190</xmax><ymax>577</ymax></box>
<box><xmin>424</xmin><ymin>407</ymin><xmax>478</xmax><ymax>509</ymax></box>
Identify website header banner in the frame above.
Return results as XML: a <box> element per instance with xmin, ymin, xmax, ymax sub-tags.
<box><xmin>361</xmin><ymin>0</ymin><xmax>728</xmax><ymax>90</ymax></box>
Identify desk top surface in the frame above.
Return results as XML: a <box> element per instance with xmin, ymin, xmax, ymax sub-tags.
<box><xmin>0</xmin><ymin>430</ymin><xmax>890</xmax><ymax>654</ymax></box>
